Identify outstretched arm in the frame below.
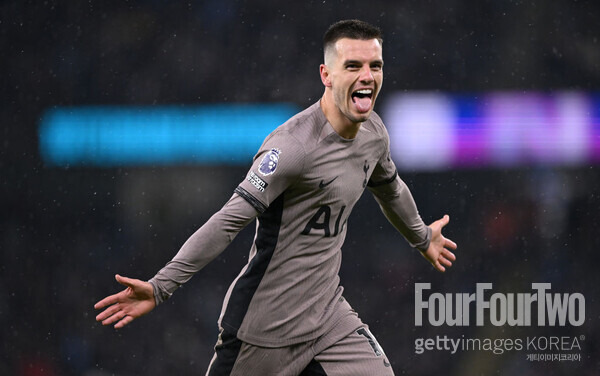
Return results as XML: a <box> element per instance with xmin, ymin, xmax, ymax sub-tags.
<box><xmin>368</xmin><ymin>175</ymin><xmax>432</xmax><ymax>251</ymax></box>
<box><xmin>94</xmin><ymin>193</ymin><xmax>258</xmax><ymax>328</ymax></box>
<box><xmin>149</xmin><ymin>193</ymin><xmax>258</xmax><ymax>304</ymax></box>
<box><xmin>368</xmin><ymin>176</ymin><xmax>457</xmax><ymax>271</ymax></box>
<box><xmin>420</xmin><ymin>215</ymin><xmax>457</xmax><ymax>272</ymax></box>
<box><xmin>94</xmin><ymin>274</ymin><xmax>156</xmax><ymax>329</ymax></box>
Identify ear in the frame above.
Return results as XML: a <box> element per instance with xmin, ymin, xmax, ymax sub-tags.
<box><xmin>319</xmin><ymin>64</ymin><xmax>332</xmax><ymax>87</ymax></box>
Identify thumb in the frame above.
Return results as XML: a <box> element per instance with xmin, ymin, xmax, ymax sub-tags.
<box><xmin>115</xmin><ymin>274</ymin><xmax>135</xmax><ymax>288</ymax></box>
<box><xmin>438</xmin><ymin>214</ymin><xmax>450</xmax><ymax>227</ymax></box>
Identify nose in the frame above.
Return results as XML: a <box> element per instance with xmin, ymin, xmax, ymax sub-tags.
<box><xmin>359</xmin><ymin>66</ymin><xmax>374</xmax><ymax>83</ymax></box>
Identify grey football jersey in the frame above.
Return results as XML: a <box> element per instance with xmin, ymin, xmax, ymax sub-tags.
<box><xmin>223</xmin><ymin>102</ymin><xmax>415</xmax><ymax>346</ymax></box>
<box><xmin>149</xmin><ymin>101</ymin><xmax>430</xmax><ymax>348</ymax></box>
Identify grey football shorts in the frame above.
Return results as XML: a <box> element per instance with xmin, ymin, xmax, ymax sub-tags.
<box><xmin>206</xmin><ymin>304</ymin><xmax>394</xmax><ymax>376</ymax></box>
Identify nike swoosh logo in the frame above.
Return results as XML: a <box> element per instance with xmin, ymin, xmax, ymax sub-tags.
<box><xmin>319</xmin><ymin>177</ymin><xmax>338</xmax><ymax>189</ymax></box>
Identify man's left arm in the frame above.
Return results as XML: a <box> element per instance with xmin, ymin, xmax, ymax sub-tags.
<box><xmin>368</xmin><ymin>175</ymin><xmax>457</xmax><ymax>272</ymax></box>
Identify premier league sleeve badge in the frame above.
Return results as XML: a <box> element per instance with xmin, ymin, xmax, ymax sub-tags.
<box><xmin>258</xmin><ymin>148</ymin><xmax>281</xmax><ymax>176</ymax></box>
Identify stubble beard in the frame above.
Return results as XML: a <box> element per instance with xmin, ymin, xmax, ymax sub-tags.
<box><xmin>334</xmin><ymin>89</ymin><xmax>371</xmax><ymax>125</ymax></box>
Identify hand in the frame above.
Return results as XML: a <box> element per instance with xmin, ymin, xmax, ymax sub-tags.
<box><xmin>422</xmin><ymin>215</ymin><xmax>457</xmax><ymax>272</ymax></box>
<box><xmin>94</xmin><ymin>274</ymin><xmax>156</xmax><ymax>329</ymax></box>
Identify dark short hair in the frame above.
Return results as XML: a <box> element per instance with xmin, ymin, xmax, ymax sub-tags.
<box><xmin>323</xmin><ymin>19</ymin><xmax>383</xmax><ymax>52</ymax></box>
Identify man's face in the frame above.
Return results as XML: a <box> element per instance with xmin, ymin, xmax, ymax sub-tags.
<box><xmin>322</xmin><ymin>38</ymin><xmax>383</xmax><ymax>124</ymax></box>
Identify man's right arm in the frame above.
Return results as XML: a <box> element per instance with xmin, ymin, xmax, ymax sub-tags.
<box><xmin>149</xmin><ymin>192</ymin><xmax>258</xmax><ymax>305</ymax></box>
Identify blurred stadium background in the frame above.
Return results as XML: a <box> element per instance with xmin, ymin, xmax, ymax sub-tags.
<box><xmin>2</xmin><ymin>1</ymin><xmax>599</xmax><ymax>375</ymax></box>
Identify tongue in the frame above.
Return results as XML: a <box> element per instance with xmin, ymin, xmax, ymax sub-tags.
<box><xmin>353</xmin><ymin>96</ymin><xmax>372</xmax><ymax>113</ymax></box>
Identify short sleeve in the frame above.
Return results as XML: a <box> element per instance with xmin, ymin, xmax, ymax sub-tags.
<box><xmin>235</xmin><ymin>129</ymin><xmax>305</xmax><ymax>212</ymax></box>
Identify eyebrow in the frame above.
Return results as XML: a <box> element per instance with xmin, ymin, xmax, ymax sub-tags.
<box><xmin>343</xmin><ymin>59</ymin><xmax>384</xmax><ymax>66</ymax></box>
<box><xmin>344</xmin><ymin>60</ymin><xmax>361</xmax><ymax>65</ymax></box>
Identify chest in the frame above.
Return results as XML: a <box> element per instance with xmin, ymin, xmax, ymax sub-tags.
<box><xmin>294</xmin><ymin>137</ymin><xmax>382</xmax><ymax>206</ymax></box>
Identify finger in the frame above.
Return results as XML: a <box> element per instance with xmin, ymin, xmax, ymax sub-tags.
<box><xmin>96</xmin><ymin>303</ymin><xmax>122</xmax><ymax>322</ymax></box>
<box><xmin>434</xmin><ymin>260</ymin><xmax>446</xmax><ymax>273</ymax></box>
<box><xmin>430</xmin><ymin>215</ymin><xmax>450</xmax><ymax>234</ymax></box>
<box><xmin>437</xmin><ymin>214</ymin><xmax>450</xmax><ymax>227</ymax></box>
<box><xmin>439</xmin><ymin>257</ymin><xmax>453</xmax><ymax>267</ymax></box>
<box><xmin>115</xmin><ymin>315</ymin><xmax>135</xmax><ymax>329</ymax></box>
<box><xmin>115</xmin><ymin>274</ymin><xmax>136</xmax><ymax>288</ymax></box>
<box><xmin>102</xmin><ymin>310</ymin><xmax>127</xmax><ymax>326</ymax></box>
<box><xmin>94</xmin><ymin>292</ymin><xmax>123</xmax><ymax>310</ymax></box>
<box><xmin>444</xmin><ymin>237</ymin><xmax>458</xmax><ymax>250</ymax></box>
<box><xmin>442</xmin><ymin>249</ymin><xmax>456</xmax><ymax>261</ymax></box>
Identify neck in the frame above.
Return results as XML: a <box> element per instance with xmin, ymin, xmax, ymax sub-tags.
<box><xmin>320</xmin><ymin>90</ymin><xmax>361</xmax><ymax>139</ymax></box>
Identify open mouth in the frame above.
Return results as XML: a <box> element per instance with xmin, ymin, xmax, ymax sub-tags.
<box><xmin>351</xmin><ymin>89</ymin><xmax>373</xmax><ymax>113</ymax></box>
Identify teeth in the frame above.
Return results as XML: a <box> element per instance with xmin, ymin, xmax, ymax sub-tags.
<box><xmin>356</xmin><ymin>89</ymin><xmax>372</xmax><ymax>95</ymax></box>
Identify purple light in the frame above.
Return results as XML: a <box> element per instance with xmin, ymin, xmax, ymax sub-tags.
<box><xmin>383</xmin><ymin>91</ymin><xmax>600</xmax><ymax>170</ymax></box>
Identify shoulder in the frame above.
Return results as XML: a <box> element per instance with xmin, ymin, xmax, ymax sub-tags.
<box><xmin>274</xmin><ymin>102</ymin><xmax>328</xmax><ymax>150</ymax></box>
<box><xmin>362</xmin><ymin>110</ymin><xmax>390</xmax><ymax>141</ymax></box>
<box><xmin>254</xmin><ymin>105</ymin><xmax>325</xmax><ymax>177</ymax></box>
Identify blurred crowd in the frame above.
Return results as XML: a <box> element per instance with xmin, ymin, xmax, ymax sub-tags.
<box><xmin>2</xmin><ymin>1</ymin><xmax>600</xmax><ymax>375</ymax></box>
